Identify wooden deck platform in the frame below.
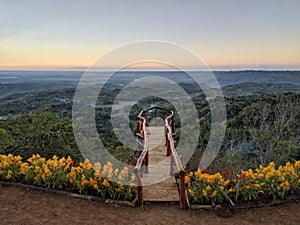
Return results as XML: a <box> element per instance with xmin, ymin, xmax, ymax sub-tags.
<box><xmin>142</xmin><ymin>126</ymin><xmax>180</xmax><ymax>202</ymax></box>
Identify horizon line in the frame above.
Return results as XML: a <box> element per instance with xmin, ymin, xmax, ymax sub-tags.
<box><xmin>1</xmin><ymin>69</ymin><xmax>300</xmax><ymax>72</ymax></box>
<box><xmin>1</xmin><ymin>64</ymin><xmax>300</xmax><ymax>72</ymax></box>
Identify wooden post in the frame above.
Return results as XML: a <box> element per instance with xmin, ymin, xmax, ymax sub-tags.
<box><xmin>171</xmin><ymin>114</ymin><xmax>175</xmax><ymax>134</ymax></box>
<box><xmin>144</xmin><ymin>150</ymin><xmax>148</xmax><ymax>174</ymax></box>
<box><xmin>134</xmin><ymin>168</ymin><xmax>143</xmax><ymax>207</ymax></box>
<box><xmin>164</xmin><ymin>125</ymin><xmax>168</xmax><ymax>146</ymax></box>
<box><xmin>179</xmin><ymin>170</ymin><xmax>187</xmax><ymax>209</ymax></box>
<box><xmin>166</xmin><ymin>137</ymin><xmax>171</xmax><ymax>156</ymax></box>
<box><xmin>138</xmin><ymin>118</ymin><xmax>142</xmax><ymax>134</ymax></box>
<box><xmin>140</xmin><ymin>127</ymin><xmax>144</xmax><ymax>142</ymax></box>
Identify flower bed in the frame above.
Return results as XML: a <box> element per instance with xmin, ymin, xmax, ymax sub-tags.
<box><xmin>0</xmin><ymin>154</ymin><xmax>136</xmax><ymax>201</ymax></box>
<box><xmin>184</xmin><ymin>161</ymin><xmax>300</xmax><ymax>206</ymax></box>
<box><xmin>1</xmin><ymin>154</ymin><xmax>299</xmax><ymax>207</ymax></box>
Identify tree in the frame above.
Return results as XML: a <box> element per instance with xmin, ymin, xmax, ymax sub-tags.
<box><xmin>0</xmin><ymin>128</ymin><xmax>15</xmax><ymax>154</ymax></box>
<box><xmin>249</xmin><ymin>95</ymin><xmax>300</xmax><ymax>165</ymax></box>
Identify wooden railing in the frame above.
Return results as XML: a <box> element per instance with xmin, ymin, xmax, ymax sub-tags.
<box><xmin>133</xmin><ymin>107</ymin><xmax>187</xmax><ymax>208</ymax></box>
<box><xmin>134</xmin><ymin>110</ymin><xmax>148</xmax><ymax>206</ymax></box>
<box><xmin>164</xmin><ymin>112</ymin><xmax>187</xmax><ymax>209</ymax></box>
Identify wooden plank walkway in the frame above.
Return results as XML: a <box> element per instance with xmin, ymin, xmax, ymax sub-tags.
<box><xmin>142</xmin><ymin>126</ymin><xmax>180</xmax><ymax>202</ymax></box>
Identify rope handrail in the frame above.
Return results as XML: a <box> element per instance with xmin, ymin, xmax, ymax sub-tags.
<box><xmin>133</xmin><ymin>111</ymin><xmax>148</xmax><ymax>207</ymax></box>
<box><xmin>135</xmin><ymin>113</ymin><xmax>148</xmax><ymax>170</ymax></box>
<box><xmin>164</xmin><ymin>111</ymin><xmax>187</xmax><ymax>209</ymax></box>
<box><xmin>164</xmin><ymin>112</ymin><xmax>183</xmax><ymax>172</ymax></box>
<box><xmin>142</xmin><ymin>106</ymin><xmax>172</xmax><ymax>114</ymax></box>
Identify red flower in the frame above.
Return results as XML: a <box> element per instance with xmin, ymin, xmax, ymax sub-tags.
<box><xmin>203</xmin><ymin>168</ymin><xmax>210</xmax><ymax>174</ymax></box>
<box><xmin>223</xmin><ymin>169</ymin><xmax>231</xmax><ymax>178</ymax></box>
<box><xmin>239</xmin><ymin>172</ymin><xmax>246</xmax><ymax>180</ymax></box>
<box><xmin>70</xmin><ymin>160</ymin><xmax>74</xmax><ymax>166</ymax></box>
<box><xmin>128</xmin><ymin>162</ymin><xmax>133</xmax><ymax>169</ymax></box>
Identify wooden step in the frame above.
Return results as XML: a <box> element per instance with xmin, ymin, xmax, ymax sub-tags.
<box><xmin>141</xmin><ymin>126</ymin><xmax>180</xmax><ymax>202</ymax></box>
<box><xmin>143</xmin><ymin>188</ymin><xmax>180</xmax><ymax>202</ymax></box>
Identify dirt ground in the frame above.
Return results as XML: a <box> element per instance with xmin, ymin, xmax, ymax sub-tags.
<box><xmin>0</xmin><ymin>185</ymin><xmax>299</xmax><ymax>225</ymax></box>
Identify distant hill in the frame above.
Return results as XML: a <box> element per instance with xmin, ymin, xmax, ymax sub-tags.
<box><xmin>1</xmin><ymin>70</ymin><xmax>299</xmax><ymax>99</ymax></box>
<box><xmin>213</xmin><ymin>70</ymin><xmax>300</xmax><ymax>87</ymax></box>
<box><xmin>0</xmin><ymin>81</ymin><xmax>299</xmax><ymax>117</ymax></box>
<box><xmin>222</xmin><ymin>82</ymin><xmax>300</xmax><ymax>97</ymax></box>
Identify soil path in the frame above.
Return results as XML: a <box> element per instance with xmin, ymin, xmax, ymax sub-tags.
<box><xmin>1</xmin><ymin>185</ymin><xmax>299</xmax><ymax>225</ymax></box>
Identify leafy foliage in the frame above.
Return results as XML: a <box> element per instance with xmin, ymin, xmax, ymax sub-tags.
<box><xmin>0</xmin><ymin>110</ymin><xmax>81</xmax><ymax>161</ymax></box>
<box><xmin>0</xmin><ymin>84</ymin><xmax>299</xmax><ymax>171</ymax></box>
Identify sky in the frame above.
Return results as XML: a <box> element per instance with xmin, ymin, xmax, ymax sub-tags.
<box><xmin>0</xmin><ymin>0</ymin><xmax>300</xmax><ymax>70</ymax></box>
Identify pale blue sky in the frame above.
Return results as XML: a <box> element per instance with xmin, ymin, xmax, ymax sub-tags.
<box><xmin>1</xmin><ymin>0</ymin><xmax>300</xmax><ymax>70</ymax></box>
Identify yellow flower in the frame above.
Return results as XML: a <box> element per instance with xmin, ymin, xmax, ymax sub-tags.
<box><xmin>224</xmin><ymin>180</ymin><xmax>230</xmax><ymax>186</ymax></box>
<box><xmin>228</xmin><ymin>188</ymin><xmax>235</xmax><ymax>193</ymax></box>
<box><xmin>114</xmin><ymin>168</ymin><xmax>119</xmax><ymax>177</ymax></box>
<box><xmin>75</xmin><ymin>166</ymin><xmax>82</xmax><ymax>173</ymax></box>
<box><xmin>58</xmin><ymin>157</ymin><xmax>66</xmax><ymax>167</ymax></box>
<box><xmin>40</xmin><ymin>173</ymin><xmax>46</xmax><ymax>182</ymax></box>
<box><xmin>67</xmin><ymin>167</ymin><xmax>77</xmax><ymax>182</ymax></box>
<box><xmin>280</xmin><ymin>180</ymin><xmax>290</xmax><ymax>190</ymax></box>
<box><xmin>107</xmin><ymin>161</ymin><xmax>113</xmax><ymax>167</ymax></box>
<box><xmin>202</xmin><ymin>189</ymin><xmax>208</xmax><ymax>197</ymax></box>
<box><xmin>89</xmin><ymin>178</ymin><xmax>99</xmax><ymax>190</ymax></box>
<box><xmin>283</xmin><ymin>162</ymin><xmax>294</xmax><ymax>174</ymax></box>
<box><xmin>102</xmin><ymin>163</ymin><xmax>114</xmax><ymax>178</ymax></box>
<box><xmin>66</xmin><ymin>156</ymin><xmax>73</xmax><ymax>164</ymax></box>
<box><xmin>20</xmin><ymin>163</ymin><xmax>30</xmax><ymax>174</ymax></box>
<box><xmin>131</xmin><ymin>173</ymin><xmax>136</xmax><ymax>181</ymax></box>
<box><xmin>247</xmin><ymin>168</ymin><xmax>256</xmax><ymax>179</ymax></box>
<box><xmin>7</xmin><ymin>154</ymin><xmax>13</xmax><ymax>161</ymax></box>
<box><xmin>34</xmin><ymin>166</ymin><xmax>41</xmax><ymax>174</ymax></box>
<box><xmin>208</xmin><ymin>173</ymin><xmax>223</xmax><ymax>183</ymax></box>
<box><xmin>184</xmin><ymin>176</ymin><xmax>191</xmax><ymax>184</ymax></box>
<box><xmin>94</xmin><ymin>171</ymin><xmax>102</xmax><ymax>180</ymax></box>
<box><xmin>194</xmin><ymin>169</ymin><xmax>201</xmax><ymax>178</ymax></box>
<box><xmin>294</xmin><ymin>161</ymin><xmax>300</xmax><ymax>169</ymax></box>
<box><xmin>254</xmin><ymin>184</ymin><xmax>261</xmax><ymax>188</ymax></box>
<box><xmin>42</xmin><ymin>164</ymin><xmax>52</xmax><ymax>175</ymax></box>
<box><xmin>188</xmin><ymin>189</ymin><xmax>194</xmax><ymax>196</ymax></box>
<box><xmin>93</xmin><ymin>162</ymin><xmax>101</xmax><ymax>171</ymax></box>
<box><xmin>129</xmin><ymin>182</ymin><xmax>136</xmax><ymax>187</ymax></box>
<box><xmin>206</xmin><ymin>185</ymin><xmax>211</xmax><ymax>191</ymax></box>
<box><xmin>80</xmin><ymin>175</ymin><xmax>89</xmax><ymax>186</ymax></box>
<box><xmin>211</xmin><ymin>190</ymin><xmax>217</xmax><ymax>198</ymax></box>
<box><xmin>102</xmin><ymin>179</ymin><xmax>110</xmax><ymax>187</ymax></box>
<box><xmin>269</xmin><ymin>162</ymin><xmax>275</xmax><ymax>168</ymax></box>
<box><xmin>13</xmin><ymin>155</ymin><xmax>22</xmax><ymax>166</ymax></box>
<box><xmin>6</xmin><ymin>170</ymin><xmax>13</xmax><ymax>179</ymax></box>
<box><xmin>48</xmin><ymin>158</ymin><xmax>58</xmax><ymax>168</ymax></box>
<box><xmin>116</xmin><ymin>182</ymin><xmax>124</xmax><ymax>192</ymax></box>
<box><xmin>81</xmin><ymin>160</ymin><xmax>92</xmax><ymax>171</ymax></box>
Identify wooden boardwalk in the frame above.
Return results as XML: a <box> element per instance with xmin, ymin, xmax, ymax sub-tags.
<box><xmin>142</xmin><ymin>126</ymin><xmax>180</xmax><ymax>202</ymax></box>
